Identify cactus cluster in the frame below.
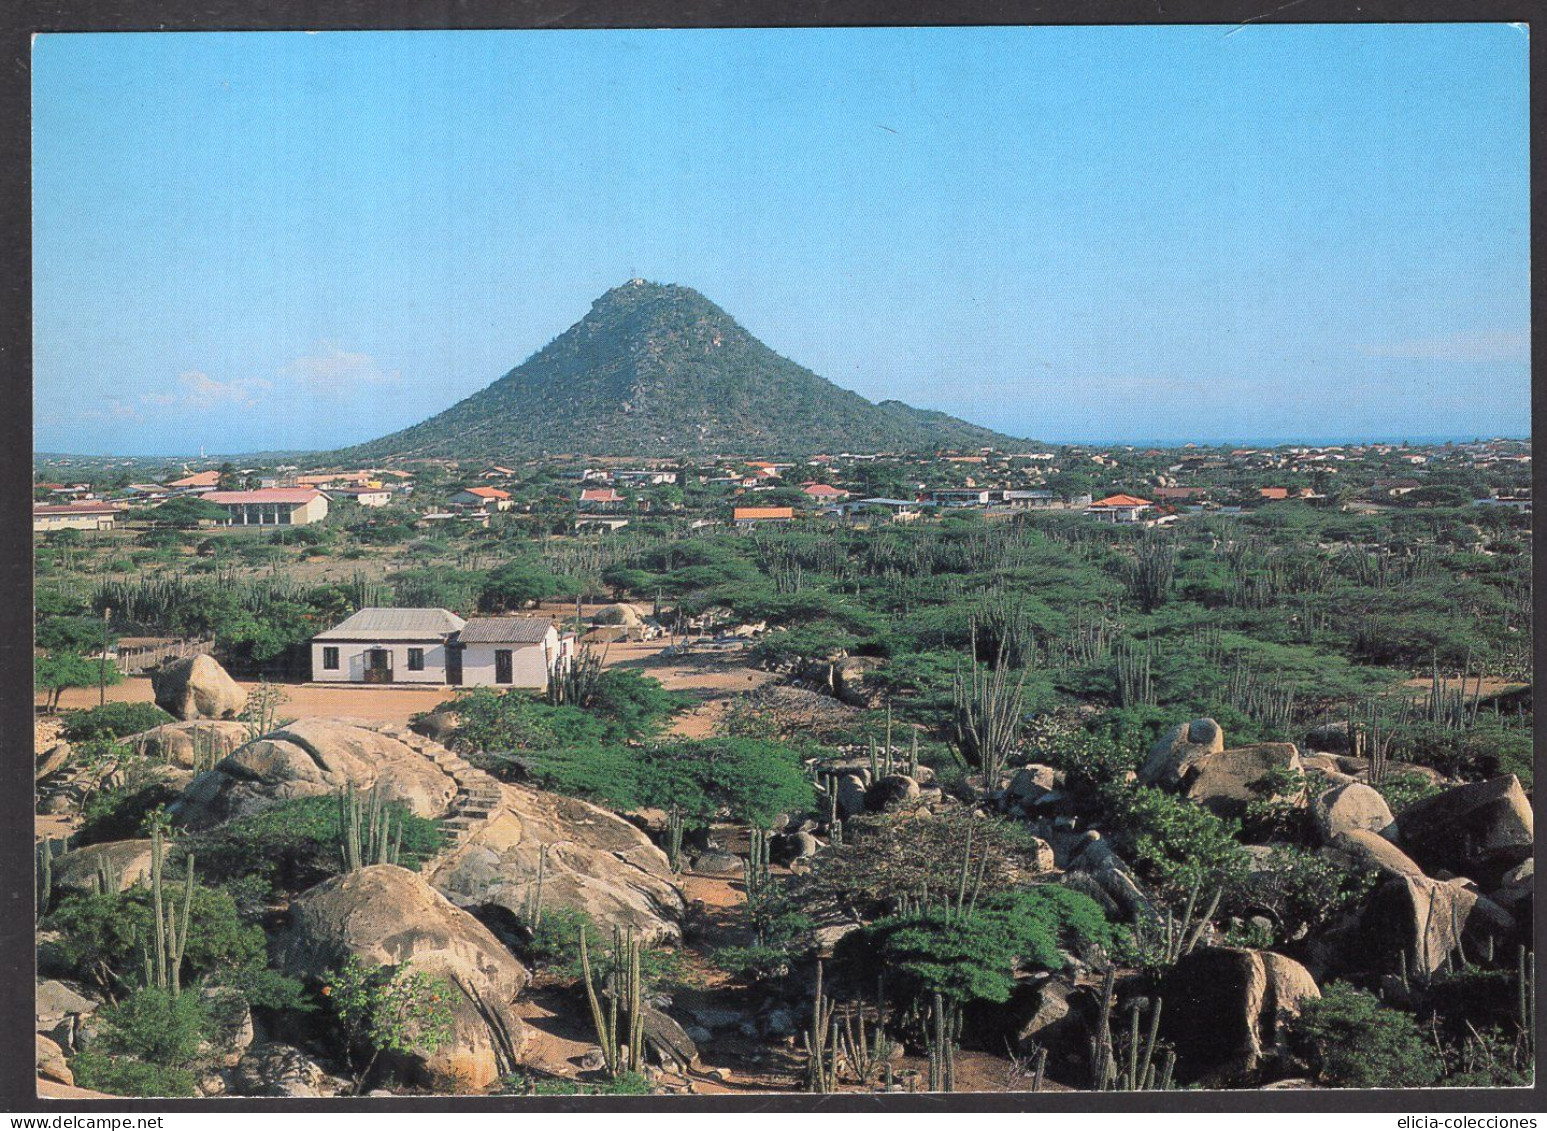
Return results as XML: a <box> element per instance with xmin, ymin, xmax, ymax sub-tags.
<box><xmin>1089</xmin><ymin>968</ymin><xmax>1174</xmax><ymax>1091</ymax></box>
<box><xmin>142</xmin><ymin>824</ymin><xmax>194</xmax><ymax>996</ymax></box>
<box><xmin>802</xmin><ymin>960</ymin><xmax>839</xmax><ymax>1093</ymax></box>
<box><xmin>337</xmin><ymin>782</ymin><xmax>403</xmax><ymax>872</ymax></box>
<box><xmin>578</xmin><ymin>925</ymin><xmax>645</xmax><ymax>1079</ymax></box>
<box><xmin>924</xmin><ymin>991</ymin><xmax>959</xmax><ymax>1092</ymax></box>
<box><xmin>952</xmin><ymin>625</ymin><xmax>1028</xmax><ymax>789</ymax></box>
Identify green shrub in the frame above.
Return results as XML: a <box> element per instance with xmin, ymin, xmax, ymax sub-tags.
<box><xmin>69</xmin><ymin>987</ymin><xmax>209</xmax><ymax>1098</ymax></box>
<box><xmin>70</xmin><ymin>1050</ymin><xmax>199</xmax><ymax>1098</ymax></box>
<box><xmin>501</xmin><ymin>1070</ymin><xmax>652</xmax><ymax>1095</ymax></box>
<box><xmin>1289</xmin><ymin>983</ymin><xmax>1442</xmax><ymax>1088</ymax></box>
<box><xmin>41</xmin><ymin>880</ymin><xmax>301</xmax><ymax>1006</ymax></box>
<box><xmin>60</xmin><ymin>702</ymin><xmax>175</xmax><ymax>743</ymax></box>
<box><xmin>839</xmin><ymin>886</ymin><xmax>1118</xmax><ymax>1005</ymax></box>
<box><xmin>182</xmin><ymin>794</ymin><xmax>443</xmax><ymax>897</ymax></box>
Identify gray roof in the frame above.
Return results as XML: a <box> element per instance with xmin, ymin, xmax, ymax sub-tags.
<box><xmin>314</xmin><ymin>607</ymin><xmax>466</xmax><ymax>641</ymax></box>
<box><xmin>457</xmin><ymin>617</ymin><xmax>555</xmax><ymax>645</ymax></box>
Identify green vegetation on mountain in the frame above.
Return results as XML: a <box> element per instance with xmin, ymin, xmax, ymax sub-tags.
<box><xmin>345</xmin><ymin>281</ymin><xmax>1019</xmax><ymax>461</ymax></box>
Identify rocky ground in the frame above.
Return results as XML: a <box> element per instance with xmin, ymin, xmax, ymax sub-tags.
<box><xmin>33</xmin><ymin>650</ymin><xmax>1537</xmax><ymax>1098</ymax></box>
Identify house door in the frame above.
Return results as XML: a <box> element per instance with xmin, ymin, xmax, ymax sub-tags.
<box><xmin>446</xmin><ymin>646</ymin><xmax>463</xmax><ymax>686</ymax></box>
<box><xmin>494</xmin><ymin>649</ymin><xmax>513</xmax><ymax>685</ymax></box>
<box><xmin>364</xmin><ymin>648</ymin><xmax>393</xmax><ymax>684</ymax></box>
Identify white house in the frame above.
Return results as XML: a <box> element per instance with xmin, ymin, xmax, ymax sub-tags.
<box><xmin>312</xmin><ymin>608</ymin><xmax>465</xmax><ymax>684</ymax></box>
<box><xmin>325</xmin><ymin>486</ymin><xmax>392</xmax><ymax>507</ymax></box>
<box><xmin>310</xmin><ymin>608</ymin><xmax>571</xmax><ymax>688</ymax></box>
<box><xmin>34</xmin><ymin>502</ymin><xmax>123</xmax><ymax>533</ymax></box>
<box><xmin>203</xmin><ymin>488</ymin><xmax>330</xmax><ymax>526</ymax></box>
<box><xmin>1085</xmin><ymin>494</ymin><xmax>1154</xmax><ymax>523</ymax></box>
<box><xmin>456</xmin><ymin>618</ymin><xmax>573</xmax><ymax>688</ymax></box>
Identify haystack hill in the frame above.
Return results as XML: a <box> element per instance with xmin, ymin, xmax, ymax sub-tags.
<box><xmin>345</xmin><ymin>280</ymin><xmax>1020</xmax><ymax>462</ymax></box>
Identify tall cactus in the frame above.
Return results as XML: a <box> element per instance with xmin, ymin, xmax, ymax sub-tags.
<box><xmin>578</xmin><ymin>925</ymin><xmax>645</xmax><ymax>1078</ymax></box>
<box><xmin>36</xmin><ymin>838</ymin><xmax>58</xmax><ymax>917</ymax></box>
<box><xmin>925</xmin><ymin>992</ymin><xmax>958</xmax><ymax>1092</ymax></box>
<box><xmin>143</xmin><ymin>824</ymin><xmax>193</xmax><ymax>995</ymax></box>
<box><xmin>338</xmin><ymin>783</ymin><xmax>402</xmax><ymax>872</ymax></box>
<box><xmin>665</xmin><ymin>806</ymin><xmax>685</xmax><ymax>874</ymax></box>
<box><xmin>802</xmin><ymin>960</ymin><xmax>839</xmax><ymax>1093</ymax></box>
<box><xmin>523</xmin><ymin>843</ymin><xmax>549</xmax><ymax>929</ymax></box>
<box><xmin>1088</xmin><ymin>968</ymin><xmax>1173</xmax><ymax>1090</ymax></box>
<box><xmin>952</xmin><ymin>626</ymin><xmax>1028</xmax><ymax>790</ymax></box>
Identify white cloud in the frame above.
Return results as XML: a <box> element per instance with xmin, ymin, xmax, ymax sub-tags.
<box><xmin>279</xmin><ymin>341</ymin><xmax>401</xmax><ymax>388</ymax></box>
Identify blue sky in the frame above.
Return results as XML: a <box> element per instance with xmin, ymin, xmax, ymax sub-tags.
<box><xmin>32</xmin><ymin>25</ymin><xmax>1530</xmax><ymax>455</ymax></box>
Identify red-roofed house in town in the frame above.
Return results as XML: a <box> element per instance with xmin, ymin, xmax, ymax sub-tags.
<box><xmin>450</xmin><ymin>486</ymin><xmax>513</xmax><ymax>512</ymax></box>
<box><xmin>1085</xmin><ymin>493</ymin><xmax>1154</xmax><ymax>523</ymax></box>
<box><xmin>33</xmin><ymin>502</ymin><xmax>124</xmax><ymax>533</ymax></box>
<box><xmin>801</xmin><ymin>484</ymin><xmax>850</xmax><ymax>502</ymax></box>
<box><xmin>201</xmin><ymin>488</ymin><xmax>330</xmax><ymax>526</ymax></box>
<box><xmin>733</xmin><ymin>506</ymin><xmax>795</xmax><ymax>527</ymax></box>
<box><xmin>579</xmin><ymin>487</ymin><xmax>625</xmax><ymax>510</ymax></box>
<box><xmin>166</xmin><ymin>470</ymin><xmax>221</xmax><ymax>491</ymax></box>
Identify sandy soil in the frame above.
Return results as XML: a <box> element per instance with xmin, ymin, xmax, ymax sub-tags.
<box><xmin>45</xmin><ymin>676</ymin><xmax>454</xmax><ymax>725</ymax></box>
<box><xmin>599</xmin><ymin>639</ymin><xmax>777</xmax><ymax>738</ymax></box>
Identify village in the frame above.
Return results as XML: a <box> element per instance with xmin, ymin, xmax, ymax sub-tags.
<box><xmin>31</xmin><ymin>429</ymin><xmax>1535</xmax><ymax>1100</ymax></box>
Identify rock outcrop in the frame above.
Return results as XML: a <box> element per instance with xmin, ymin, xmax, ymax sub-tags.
<box><xmin>427</xmin><ymin>783</ymin><xmax>685</xmax><ymax>944</ymax></box>
<box><xmin>275</xmin><ymin>865</ymin><xmax>528</xmax><ymax>1091</ymax></box>
<box><xmin>1321</xmin><ymin>829</ymin><xmax>1424</xmax><ymax>879</ymax></box>
<box><xmin>1391</xmin><ymin>776</ymin><xmax>1533</xmax><ymax>883</ymax></box>
<box><xmin>152</xmin><ymin>655</ymin><xmax>248</xmax><ymax>720</ymax></box>
<box><xmin>1178</xmin><ymin>743</ymin><xmax>1304</xmax><ymax>820</ymax></box>
<box><xmin>1310</xmin><ymin>782</ymin><xmax>1394</xmax><ymax>843</ymax></box>
<box><xmin>50</xmin><ymin>839</ymin><xmax>155</xmax><ymax>896</ymax></box>
<box><xmin>1358</xmin><ymin>874</ymin><xmax>1516</xmax><ymax>975</ymax></box>
<box><xmin>171</xmin><ymin>719</ymin><xmax>458</xmax><ymax>828</ymax></box>
<box><xmin>132</xmin><ymin>720</ymin><xmax>251</xmax><ymax>769</ymax></box>
<box><xmin>1140</xmin><ymin>719</ymin><xmax>1226</xmax><ymax>789</ymax></box>
<box><xmin>1162</xmin><ymin>948</ymin><xmax>1320</xmax><ymax>1083</ymax></box>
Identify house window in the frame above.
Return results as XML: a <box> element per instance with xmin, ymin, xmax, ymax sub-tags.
<box><xmin>322</xmin><ymin>646</ymin><xmax>340</xmax><ymax>670</ymax></box>
<box><xmin>407</xmin><ymin>647</ymin><xmax>425</xmax><ymax>672</ymax></box>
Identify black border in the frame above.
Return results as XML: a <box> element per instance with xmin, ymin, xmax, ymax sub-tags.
<box><xmin>3</xmin><ymin>0</ymin><xmax>1543</xmax><ymax>1114</ymax></box>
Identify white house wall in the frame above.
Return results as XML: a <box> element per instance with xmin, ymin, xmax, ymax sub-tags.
<box><xmin>459</xmin><ymin>631</ymin><xmax>559</xmax><ymax>689</ymax></box>
<box><xmin>310</xmin><ymin>640</ymin><xmax>452</xmax><ymax>683</ymax></box>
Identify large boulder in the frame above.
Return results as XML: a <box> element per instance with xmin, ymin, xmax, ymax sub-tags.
<box><xmin>1357</xmin><ymin>874</ymin><xmax>1516</xmax><ymax>975</ymax></box>
<box><xmin>1162</xmin><ymin>948</ymin><xmax>1320</xmax><ymax>1084</ymax></box>
<box><xmin>1321</xmin><ymin>829</ymin><xmax>1424</xmax><ymax>880</ymax></box>
<box><xmin>1140</xmin><ymin>719</ymin><xmax>1225</xmax><ymax>788</ymax></box>
<box><xmin>131</xmin><ymin>720</ymin><xmax>251</xmax><ymax>770</ymax></box>
<box><xmin>592</xmin><ymin>603</ymin><xmax>645</xmax><ymax>627</ymax></box>
<box><xmin>231</xmin><ymin>1042</ymin><xmax>342</xmax><ymax>1098</ymax></box>
<box><xmin>36</xmin><ymin>979</ymin><xmax>99</xmax><ymax>1053</ymax></box>
<box><xmin>275</xmin><ymin>865</ymin><xmax>528</xmax><ymax>1091</ymax></box>
<box><xmin>1003</xmin><ymin>975</ymin><xmax>1087</xmax><ymax>1062</ymax></box>
<box><xmin>50</xmin><ymin>839</ymin><xmax>155</xmax><ymax>896</ymax></box>
<box><xmin>37</xmin><ymin>1034</ymin><xmax>72</xmax><ymax>1087</ymax></box>
<box><xmin>170</xmin><ymin>719</ymin><xmax>457</xmax><ymax>828</ymax></box>
<box><xmin>1391</xmin><ymin>776</ymin><xmax>1533</xmax><ymax>883</ymax></box>
<box><xmin>427</xmin><ymin>783</ymin><xmax>685</xmax><ymax>944</ymax></box>
<box><xmin>1178</xmin><ymin>744</ymin><xmax>1303</xmax><ymax>821</ymax></box>
<box><xmin>1310</xmin><ymin>782</ymin><xmax>1394</xmax><ymax>843</ymax></box>
<box><xmin>152</xmin><ymin>654</ymin><xmax>248</xmax><ymax>720</ymax></box>
<box><xmin>866</xmin><ymin>774</ymin><xmax>921</xmax><ymax>813</ymax></box>
<box><xmin>36</xmin><ymin>742</ymin><xmax>72</xmax><ymax>781</ymax></box>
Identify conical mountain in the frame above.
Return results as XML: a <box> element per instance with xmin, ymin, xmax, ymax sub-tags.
<box><xmin>348</xmin><ymin>280</ymin><xmax>1019</xmax><ymax>460</ymax></box>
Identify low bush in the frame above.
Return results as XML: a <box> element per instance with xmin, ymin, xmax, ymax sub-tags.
<box><xmin>1288</xmin><ymin>983</ymin><xmax>1442</xmax><ymax>1088</ymax></box>
<box><xmin>60</xmin><ymin>702</ymin><xmax>175</xmax><ymax>744</ymax></box>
